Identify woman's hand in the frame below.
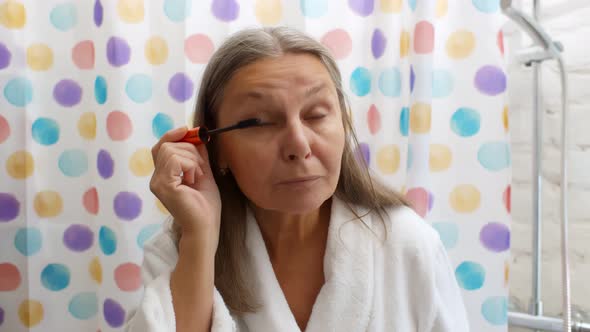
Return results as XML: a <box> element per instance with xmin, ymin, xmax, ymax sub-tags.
<box><xmin>149</xmin><ymin>126</ymin><xmax>222</xmax><ymax>242</ymax></box>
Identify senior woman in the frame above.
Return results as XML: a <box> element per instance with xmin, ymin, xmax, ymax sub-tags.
<box><xmin>125</xmin><ymin>27</ymin><xmax>469</xmax><ymax>332</ymax></box>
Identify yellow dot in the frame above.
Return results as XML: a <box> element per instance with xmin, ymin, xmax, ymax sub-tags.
<box><xmin>400</xmin><ymin>30</ymin><xmax>410</xmax><ymax>58</ymax></box>
<box><xmin>376</xmin><ymin>145</ymin><xmax>400</xmax><ymax>174</ymax></box>
<box><xmin>0</xmin><ymin>1</ymin><xmax>26</xmax><ymax>29</ymax></box>
<box><xmin>145</xmin><ymin>36</ymin><xmax>168</xmax><ymax>65</ymax></box>
<box><xmin>78</xmin><ymin>112</ymin><xmax>96</xmax><ymax>139</ymax></box>
<box><xmin>400</xmin><ymin>185</ymin><xmax>406</xmax><ymax>195</ymax></box>
<box><xmin>33</xmin><ymin>191</ymin><xmax>63</xmax><ymax>218</ymax></box>
<box><xmin>429</xmin><ymin>144</ymin><xmax>452</xmax><ymax>171</ymax></box>
<box><xmin>436</xmin><ymin>0</ymin><xmax>448</xmax><ymax>17</ymax></box>
<box><xmin>446</xmin><ymin>30</ymin><xmax>476</xmax><ymax>59</ymax></box>
<box><xmin>503</xmin><ymin>106</ymin><xmax>509</xmax><ymax>132</ymax></box>
<box><xmin>18</xmin><ymin>299</ymin><xmax>44</xmax><ymax>327</ymax></box>
<box><xmin>255</xmin><ymin>0</ymin><xmax>282</xmax><ymax>25</ymax></box>
<box><xmin>130</xmin><ymin>148</ymin><xmax>154</xmax><ymax>177</ymax></box>
<box><xmin>449</xmin><ymin>184</ymin><xmax>481</xmax><ymax>213</ymax></box>
<box><xmin>117</xmin><ymin>0</ymin><xmax>144</xmax><ymax>23</ymax></box>
<box><xmin>380</xmin><ymin>0</ymin><xmax>402</xmax><ymax>13</ymax></box>
<box><xmin>156</xmin><ymin>198</ymin><xmax>169</xmax><ymax>215</ymax></box>
<box><xmin>410</xmin><ymin>103</ymin><xmax>431</xmax><ymax>134</ymax></box>
<box><xmin>89</xmin><ymin>257</ymin><xmax>102</xmax><ymax>284</ymax></box>
<box><xmin>6</xmin><ymin>150</ymin><xmax>34</xmax><ymax>179</ymax></box>
<box><xmin>26</xmin><ymin>44</ymin><xmax>53</xmax><ymax>71</ymax></box>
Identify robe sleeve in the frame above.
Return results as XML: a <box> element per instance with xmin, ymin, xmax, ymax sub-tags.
<box><xmin>425</xmin><ymin>241</ymin><xmax>470</xmax><ymax>332</ymax></box>
<box><xmin>124</xmin><ymin>231</ymin><xmax>236</xmax><ymax>332</ymax></box>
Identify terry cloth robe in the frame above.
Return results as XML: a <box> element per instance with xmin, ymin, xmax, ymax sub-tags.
<box><xmin>125</xmin><ymin>196</ymin><xmax>469</xmax><ymax>332</ymax></box>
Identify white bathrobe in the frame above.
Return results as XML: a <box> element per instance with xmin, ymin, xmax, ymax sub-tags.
<box><xmin>125</xmin><ymin>197</ymin><xmax>469</xmax><ymax>332</ymax></box>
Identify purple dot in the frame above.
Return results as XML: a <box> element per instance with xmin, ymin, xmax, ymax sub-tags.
<box><xmin>356</xmin><ymin>142</ymin><xmax>371</xmax><ymax>166</ymax></box>
<box><xmin>53</xmin><ymin>79</ymin><xmax>82</xmax><ymax>107</ymax></box>
<box><xmin>103</xmin><ymin>299</ymin><xmax>125</xmax><ymax>328</ymax></box>
<box><xmin>371</xmin><ymin>29</ymin><xmax>387</xmax><ymax>59</ymax></box>
<box><xmin>480</xmin><ymin>222</ymin><xmax>510</xmax><ymax>252</ymax></box>
<box><xmin>106</xmin><ymin>36</ymin><xmax>131</xmax><ymax>67</ymax></box>
<box><xmin>410</xmin><ymin>66</ymin><xmax>415</xmax><ymax>93</ymax></box>
<box><xmin>114</xmin><ymin>191</ymin><xmax>142</xmax><ymax>221</ymax></box>
<box><xmin>0</xmin><ymin>43</ymin><xmax>11</xmax><ymax>70</ymax></box>
<box><xmin>428</xmin><ymin>191</ymin><xmax>435</xmax><ymax>211</ymax></box>
<box><xmin>211</xmin><ymin>0</ymin><xmax>240</xmax><ymax>22</ymax></box>
<box><xmin>94</xmin><ymin>0</ymin><xmax>103</xmax><ymax>27</ymax></box>
<box><xmin>474</xmin><ymin>65</ymin><xmax>506</xmax><ymax>96</ymax></box>
<box><xmin>168</xmin><ymin>73</ymin><xmax>194</xmax><ymax>103</ymax></box>
<box><xmin>348</xmin><ymin>0</ymin><xmax>374</xmax><ymax>16</ymax></box>
<box><xmin>63</xmin><ymin>224</ymin><xmax>94</xmax><ymax>252</ymax></box>
<box><xmin>0</xmin><ymin>193</ymin><xmax>20</xmax><ymax>222</ymax></box>
<box><xmin>97</xmin><ymin>149</ymin><xmax>114</xmax><ymax>179</ymax></box>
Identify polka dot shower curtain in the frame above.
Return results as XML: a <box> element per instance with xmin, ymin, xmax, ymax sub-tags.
<box><xmin>0</xmin><ymin>0</ymin><xmax>510</xmax><ymax>331</ymax></box>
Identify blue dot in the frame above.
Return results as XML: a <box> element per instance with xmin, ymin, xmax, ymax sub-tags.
<box><xmin>409</xmin><ymin>0</ymin><xmax>417</xmax><ymax>11</ymax></box>
<box><xmin>432</xmin><ymin>70</ymin><xmax>454</xmax><ymax>98</ymax></box>
<box><xmin>50</xmin><ymin>3</ymin><xmax>78</xmax><ymax>31</ymax></box>
<box><xmin>137</xmin><ymin>224</ymin><xmax>162</xmax><ymax>249</ymax></box>
<box><xmin>59</xmin><ymin>149</ymin><xmax>88</xmax><ymax>177</ymax></box>
<box><xmin>432</xmin><ymin>222</ymin><xmax>459</xmax><ymax>249</ymax></box>
<box><xmin>126</xmin><ymin>74</ymin><xmax>152</xmax><ymax>103</ymax></box>
<box><xmin>482</xmin><ymin>296</ymin><xmax>508</xmax><ymax>325</ymax></box>
<box><xmin>4</xmin><ymin>77</ymin><xmax>33</xmax><ymax>107</ymax></box>
<box><xmin>14</xmin><ymin>227</ymin><xmax>42</xmax><ymax>256</ymax></box>
<box><xmin>152</xmin><ymin>113</ymin><xmax>174</xmax><ymax>139</ymax></box>
<box><xmin>451</xmin><ymin>107</ymin><xmax>480</xmax><ymax>137</ymax></box>
<box><xmin>95</xmin><ymin>76</ymin><xmax>107</xmax><ymax>104</ymax></box>
<box><xmin>41</xmin><ymin>263</ymin><xmax>70</xmax><ymax>291</ymax></box>
<box><xmin>378</xmin><ymin>67</ymin><xmax>401</xmax><ymax>97</ymax></box>
<box><xmin>164</xmin><ymin>0</ymin><xmax>192</xmax><ymax>22</ymax></box>
<box><xmin>350</xmin><ymin>67</ymin><xmax>371</xmax><ymax>97</ymax></box>
<box><xmin>399</xmin><ymin>107</ymin><xmax>409</xmax><ymax>136</ymax></box>
<box><xmin>32</xmin><ymin>118</ymin><xmax>60</xmax><ymax>146</ymax></box>
<box><xmin>472</xmin><ymin>0</ymin><xmax>500</xmax><ymax>13</ymax></box>
<box><xmin>300</xmin><ymin>0</ymin><xmax>328</xmax><ymax>18</ymax></box>
<box><xmin>69</xmin><ymin>292</ymin><xmax>98</xmax><ymax>320</ymax></box>
<box><xmin>478</xmin><ymin>142</ymin><xmax>511</xmax><ymax>171</ymax></box>
<box><xmin>99</xmin><ymin>226</ymin><xmax>117</xmax><ymax>256</ymax></box>
<box><xmin>455</xmin><ymin>261</ymin><xmax>485</xmax><ymax>291</ymax></box>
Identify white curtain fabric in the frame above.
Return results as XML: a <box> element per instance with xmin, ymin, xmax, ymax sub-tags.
<box><xmin>0</xmin><ymin>0</ymin><xmax>510</xmax><ymax>331</ymax></box>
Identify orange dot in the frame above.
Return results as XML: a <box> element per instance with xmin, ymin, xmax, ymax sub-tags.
<box><xmin>0</xmin><ymin>263</ymin><xmax>21</xmax><ymax>291</ymax></box>
<box><xmin>114</xmin><ymin>263</ymin><xmax>141</xmax><ymax>291</ymax></box>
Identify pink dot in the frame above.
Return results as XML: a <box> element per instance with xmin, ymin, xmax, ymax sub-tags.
<box><xmin>503</xmin><ymin>185</ymin><xmax>510</xmax><ymax>213</ymax></box>
<box><xmin>0</xmin><ymin>114</ymin><xmax>10</xmax><ymax>144</ymax></box>
<box><xmin>405</xmin><ymin>187</ymin><xmax>429</xmax><ymax>217</ymax></box>
<box><xmin>114</xmin><ymin>263</ymin><xmax>141</xmax><ymax>291</ymax></box>
<box><xmin>0</xmin><ymin>263</ymin><xmax>21</xmax><ymax>291</ymax></box>
<box><xmin>83</xmin><ymin>187</ymin><xmax>99</xmax><ymax>215</ymax></box>
<box><xmin>72</xmin><ymin>40</ymin><xmax>95</xmax><ymax>70</ymax></box>
<box><xmin>497</xmin><ymin>30</ymin><xmax>504</xmax><ymax>55</ymax></box>
<box><xmin>414</xmin><ymin>21</ymin><xmax>434</xmax><ymax>54</ymax></box>
<box><xmin>106</xmin><ymin>111</ymin><xmax>132</xmax><ymax>141</ymax></box>
<box><xmin>184</xmin><ymin>34</ymin><xmax>214</xmax><ymax>64</ymax></box>
<box><xmin>321</xmin><ymin>29</ymin><xmax>352</xmax><ymax>60</ymax></box>
<box><xmin>367</xmin><ymin>104</ymin><xmax>381</xmax><ymax>135</ymax></box>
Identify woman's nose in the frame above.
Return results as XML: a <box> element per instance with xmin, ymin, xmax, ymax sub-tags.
<box><xmin>281</xmin><ymin>120</ymin><xmax>312</xmax><ymax>162</ymax></box>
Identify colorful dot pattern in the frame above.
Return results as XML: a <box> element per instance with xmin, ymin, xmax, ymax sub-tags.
<box><xmin>0</xmin><ymin>1</ymin><xmax>509</xmax><ymax>331</ymax></box>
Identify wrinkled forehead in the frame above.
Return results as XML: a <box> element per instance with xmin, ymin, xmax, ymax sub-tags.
<box><xmin>220</xmin><ymin>53</ymin><xmax>339</xmax><ymax>109</ymax></box>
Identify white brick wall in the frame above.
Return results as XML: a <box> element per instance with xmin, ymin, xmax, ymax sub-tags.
<box><xmin>505</xmin><ymin>0</ymin><xmax>590</xmax><ymax>330</ymax></box>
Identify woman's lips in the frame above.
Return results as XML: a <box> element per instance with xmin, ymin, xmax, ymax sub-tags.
<box><xmin>277</xmin><ymin>176</ymin><xmax>321</xmax><ymax>185</ymax></box>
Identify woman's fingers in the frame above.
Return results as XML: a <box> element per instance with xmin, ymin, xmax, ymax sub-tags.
<box><xmin>151</xmin><ymin>126</ymin><xmax>188</xmax><ymax>161</ymax></box>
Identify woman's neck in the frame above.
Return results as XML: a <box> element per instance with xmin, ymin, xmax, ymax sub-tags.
<box><xmin>252</xmin><ymin>199</ymin><xmax>332</xmax><ymax>262</ymax></box>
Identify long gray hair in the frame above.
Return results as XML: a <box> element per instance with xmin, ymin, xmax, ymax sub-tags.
<box><xmin>171</xmin><ymin>26</ymin><xmax>409</xmax><ymax>313</ymax></box>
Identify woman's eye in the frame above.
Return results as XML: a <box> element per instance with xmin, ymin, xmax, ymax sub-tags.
<box><xmin>305</xmin><ymin>112</ymin><xmax>326</xmax><ymax>120</ymax></box>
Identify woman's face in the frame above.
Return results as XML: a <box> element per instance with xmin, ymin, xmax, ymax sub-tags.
<box><xmin>215</xmin><ymin>53</ymin><xmax>345</xmax><ymax>214</ymax></box>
